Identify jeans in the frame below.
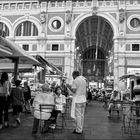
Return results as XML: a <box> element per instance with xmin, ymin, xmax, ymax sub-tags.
<box><xmin>0</xmin><ymin>96</ymin><xmax>9</xmax><ymax>124</ymax></box>
<box><xmin>75</xmin><ymin>102</ymin><xmax>86</xmax><ymax>132</ymax></box>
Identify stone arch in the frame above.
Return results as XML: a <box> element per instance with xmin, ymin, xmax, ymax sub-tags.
<box><xmin>12</xmin><ymin>15</ymin><xmax>41</xmax><ymax>36</ymax></box>
<box><xmin>72</xmin><ymin>12</ymin><xmax>119</xmax><ymax>39</ymax></box>
<box><xmin>0</xmin><ymin>17</ymin><xmax>12</xmax><ymax>36</ymax></box>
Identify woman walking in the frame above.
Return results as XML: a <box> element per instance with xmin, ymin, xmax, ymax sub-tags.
<box><xmin>0</xmin><ymin>72</ymin><xmax>11</xmax><ymax>129</ymax></box>
<box><xmin>10</xmin><ymin>80</ymin><xmax>24</xmax><ymax>126</ymax></box>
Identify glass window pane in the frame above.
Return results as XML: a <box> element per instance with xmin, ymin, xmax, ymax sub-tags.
<box><xmin>130</xmin><ymin>18</ymin><xmax>140</xmax><ymax>28</ymax></box>
<box><xmin>52</xmin><ymin>44</ymin><xmax>59</xmax><ymax>51</ymax></box>
<box><xmin>132</xmin><ymin>44</ymin><xmax>139</xmax><ymax>51</ymax></box>
<box><xmin>22</xmin><ymin>44</ymin><xmax>29</xmax><ymax>51</ymax></box>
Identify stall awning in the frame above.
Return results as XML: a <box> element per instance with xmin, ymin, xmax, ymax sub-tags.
<box><xmin>0</xmin><ymin>37</ymin><xmax>40</xmax><ymax>65</ymax></box>
<box><xmin>0</xmin><ymin>63</ymin><xmax>33</xmax><ymax>73</ymax></box>
<box><xmin>36</xmin><ymin>55</ymin><xmax>64</xmax><ymax>76</ymax></box>
<box><xmin>0</xmin><ymin>44</ymin><xmax>12</xmax><ymax>56</ymax></box>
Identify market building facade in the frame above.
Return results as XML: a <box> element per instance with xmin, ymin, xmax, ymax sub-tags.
<box><xmin>0</xmin><ymin>0</ymin><xmax>140</xmax><ymax>90</ymax></box>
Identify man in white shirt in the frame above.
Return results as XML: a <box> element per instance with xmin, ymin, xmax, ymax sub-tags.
<box><xmin>69</xmin><ymin>70</ymin><xmax>87</xmax><ymax>134</ymax></box>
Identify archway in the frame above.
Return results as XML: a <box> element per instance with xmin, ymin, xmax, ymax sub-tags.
<box><xmin>75</xmin><ymin>15</ymin><xmax>114</xmax><ymax>87</ymax></box>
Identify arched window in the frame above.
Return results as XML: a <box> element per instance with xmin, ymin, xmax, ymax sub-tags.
<box><xmin>15</xmin><ymin>21</ymin><xmax>38</xmax><ymax>36</ymax></box>
<box><xmin>0</xmin><ymin>22</ymin><xmax>9</xmax><ymax>37</ymax></box>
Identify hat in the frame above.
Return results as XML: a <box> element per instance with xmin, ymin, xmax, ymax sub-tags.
<box><xmin>41</xmin><ymin>83</ymin><xmax>50</xmax><ymax>91</ymax></box>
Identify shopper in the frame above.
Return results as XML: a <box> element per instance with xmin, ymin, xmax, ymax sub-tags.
<box><xmin>10</xmin><ymin>80</ymin><xmax>24</xmax><ymax>126</ymax></box>
<box><xmin>23</xmin><ymin>81</ymin><xmax>31</xmax><ymax>113</ymax></box>
<box><xmin>0</xmin><ymin>72</ymin><xmax>11</xmax><ymax>129</ymax></box>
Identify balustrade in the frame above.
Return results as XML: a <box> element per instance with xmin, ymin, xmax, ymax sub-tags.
<box><xmin>0</xmin><ymin>0</ymin><xmax>140</xmax><ymax>11</ymax></box>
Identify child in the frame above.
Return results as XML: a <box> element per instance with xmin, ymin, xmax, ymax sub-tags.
<box><xmin>51</xmin><ymin>86</ymin><xmax>66</xmax><ymax>126</ymax></box>
<box><xmin>10</xmin><ymin>80</ymin><xmax>24</xmax><ymax>126</ymax></box>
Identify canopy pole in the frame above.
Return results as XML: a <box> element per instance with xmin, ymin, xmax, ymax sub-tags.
<box><xmin>14</xmin><ymin>58</ymin><xmax>19</xmax><ymax>83</ymax></box>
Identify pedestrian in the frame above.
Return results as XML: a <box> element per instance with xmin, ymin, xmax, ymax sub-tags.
<box><xmin>10</xmin><ymin>80</ymin><xmax>24</xmax><ymax>126</ymax></box>
<box><xmin>86</xmin><ymin>88</ymin><xmax>92</xmax><ymax>104</ymax></box>
<box><xmin>107</xmin><ymin>90</ymin><xmax>121</xmax><ymax>118</ymax></box>
<box><xmin>0</xmin><ymin>72</ymin><xmax>11</xmax><ymax>129</ymax></box>
<box><xmin>32</xmin><ymin>83</ymin><xmax>55</xmax><ymax>134</ymax></box>
<box><xmin>50</xmin><ymin>86</ymin><xmax>66</xmax><ymax>127</ymax></box>
<box><xmin>61</xmin><ymin>79</ymin><xmax>69</xmax><ymax>97</ymax></box>
<box><xmin>23</xmin><ymin>81</ymin><xmax>31</xmax><ymax>113</ymax></box>
<box><xmin>68</xmin><ymin>70</ymin><xmax>87</xmax><ymax>134</ymax></box>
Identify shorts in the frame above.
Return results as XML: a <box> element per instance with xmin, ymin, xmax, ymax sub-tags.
<box><xmin>13</xmin><ymin>105</ymin><xmax>23</xmax><ymax>116</ymax></box>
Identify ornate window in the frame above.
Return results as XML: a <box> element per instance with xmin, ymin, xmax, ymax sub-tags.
<box><xmin>130</xmin><ymin>18</ymin><xmax>140</xmax><ymax>28</ymax></box>
<box><xmin>0</xmin><ymin>22</ymin><xmax>9</xmax><ymax>37</ymax></box>
<box><xmin>127</xmin><ymin>15</ymin><xmax>140</xmax><ymax>31</ymax></box>
<box><xmin>15</xmin><ymin>21</ymin><xmax>38</xmax><ymax>36</ymax></box>
<box><xmin>52</xmin><ymin>20</ymin><xmax>61</xmax><ymax>30</ymax></box>
<box><xmin>49</xmin><ymin>16</ymin><xmax>64</xmax><ymax>32</ymax></box>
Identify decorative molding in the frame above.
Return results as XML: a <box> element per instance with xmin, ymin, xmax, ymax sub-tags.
<box><xmin>119</xmin><ymin>8</ymin><xmax>125</xmax><ymax>23</ymax></box>
<box><xmin>40</xmin><ymin>11</ymin><xmax>46</xmax><ymax>24</ymax></box>
<box><xmin>91</xmin><ymin>6</ymin><xmax>98</xmax><ymax>15</ymax></box>
<box><xmin>66</xmin><ymin>10</ymin><xmax>72</xmax><ymax>25</ymax></box>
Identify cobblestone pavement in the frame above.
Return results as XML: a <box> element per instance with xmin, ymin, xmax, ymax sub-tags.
<box><xmin>0</xmin><ymin>101</ymin><xmax>140</xmax><ymax>139</ymax></box>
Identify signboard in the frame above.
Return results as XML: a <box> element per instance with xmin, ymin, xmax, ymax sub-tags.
<box><xmin>127</xmin><ymin>68</ymin><xmax>140</xmax><ymax>74</ymax></box>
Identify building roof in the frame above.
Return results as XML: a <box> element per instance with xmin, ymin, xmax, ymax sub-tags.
<box><xmin>1</xmin><ymin>0</ymin><xmax>39</xmax><ymax>2</ymax></box>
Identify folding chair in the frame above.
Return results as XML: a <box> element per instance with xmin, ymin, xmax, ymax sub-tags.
<box><xmin>56</xmin><ymin>108</ymin><xmax>67</xmax><ymax>131</ymax></box>
<box><xmin>122</xmin><ymin>103</ymin><xmax>140</xmax><ymax>136</ymax></box>
<box><xmin>39</xmin><ymin>104</ymin><xmax>55</xmax><ymax>136</ymax></box>
<box><xmin>128</xmin><ymin>105</ymin><xmax>140</xmax><ymax>136</ymax></box>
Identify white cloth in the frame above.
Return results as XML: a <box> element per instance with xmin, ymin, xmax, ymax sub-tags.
<box><xmin>33</xmin><ymin>92</ymin><xmax>55</xmax><ymax>120</ymax></box>
<box><xmin>133</xmin><ymin>95</ymin><xmax>140</xmax><ymax>102</ymax></box>
<box><xmin>71</xmin><ymin>76</ymin><xmax>87</xmax><ymax>103</ymax></box>
<box><xmin>71</xmin><ymin>75</ymin><xmax>87</xmax><ymax>119</ymax></box>
<box><xmin>55</xmin><ymin>94</ymin><xmax>66</xmax><ymax>112</ymax></box>
<box><xmin>110</xmin><ymin>93</ymin><xmax>121</xmax><ymax>101</ymax></box>
<box><xmin>71</xmin><ymin>96</ymin><xmax>76</xmax><ymax>119</ymax></box>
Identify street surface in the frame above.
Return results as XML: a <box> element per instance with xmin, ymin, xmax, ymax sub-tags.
<box><xmin>0</xmin><ymin>101</ymin><xmax>139</xmax><ymax>139</ymax></box>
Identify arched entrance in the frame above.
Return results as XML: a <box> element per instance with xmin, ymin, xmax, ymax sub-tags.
<box><xmin>75</xmin><ymin>15</ymin><xmax>114</xmax><ymax>87</ymax></box>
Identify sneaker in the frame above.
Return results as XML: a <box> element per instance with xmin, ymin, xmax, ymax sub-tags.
<box><xmin>4</xmin><ymin>122</ymin><xmax>9</xmax><ymax>128</ymax></box>
<box><xmin>49</xmin><ymin>124</ymin><xmax>56</xmax><ymax>129</ymax></box>
<box><xmin>0</xmin><ymin>124</ymin><xmax>2</xmax><ymax>129</ymax></box>
<box><xmin>107</xmin><ymin>114</ymin><xmax>111</xmax><ymax>118</ymax></box>
<box><xmin>16</xmin><ymin>118</ymin><xmax>21</xmax><ymax>125</ymax></box>
<box><xmin>72</xmin><ymin>129</ymin><xmax>83</xmax><ymax>134</ymax></box>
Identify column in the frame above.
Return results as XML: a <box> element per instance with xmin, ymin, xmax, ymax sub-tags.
<box><xmin>64</xmin><ymin>38</ymin><xmax>75</xmax><ymax>84</ymax></box>
<box><xmin>113</xmin><ymin>38</ymin><xmax>126</xmax><ymax>91</ymax></box>
<box><xmin>113</xmin><ymin>38</ymin><xmax>119</xmax><ymax>90</ymax></box>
